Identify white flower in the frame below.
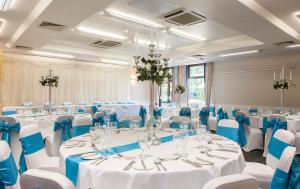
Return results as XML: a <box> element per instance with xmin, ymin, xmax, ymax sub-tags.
<box><xmin>163</xmin><ymin>77</ymin><xmax>168</xmax><ymax>82</ymax></box>
<box><xmin>159</xmin><ymin>70</ymin><xmax>164</xmax><ymax>76</ymax></box>
<box><xmin>146</xmin><ymin>64</ymin><xmax>151</xmax><ymax>70</ymax></box>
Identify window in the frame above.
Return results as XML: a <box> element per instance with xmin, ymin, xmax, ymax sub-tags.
<box><xmin>159</xmin><ymin>68</ymin><xmax>173</xmax><ymax>106</ymax></box>
<box><xmin>187</xmin><ymin>64</ymin><xmax>205</xmax><ymax>105</ymax></box>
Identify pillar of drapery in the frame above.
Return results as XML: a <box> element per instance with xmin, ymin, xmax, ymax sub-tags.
<box><xmin>172</xmin><ymin>66</ymin><xmax>188</xmax><ymax>106</ymax></box>
<box><xmin>0</xmin><ymin>50</ymin><xmax>3</xmax><ymax>112</ymax></box>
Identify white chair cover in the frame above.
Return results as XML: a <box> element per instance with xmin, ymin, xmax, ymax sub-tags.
<box><xmin>243</xmin><ymin>129</ymin><xmax>295</xmax><ymax>189</ymax></box>
<box><xmin>20</xmin><ymin>169</ymin><xmax>75</xmax><ymax>189</ymax></box>
<box><xmin>290</xmin><ymin>119</ymin><xmax>300</xmax><ymax>154</ymax></box>
<box><xmin>72</xmin><ymin>116</ymin><xmax>92</xmax><ymax>137</ymax></box>
<box><xmin>62</xmin><ymin>102</ymin><xmax>73</xmax><ymax>106</ymax></box>
<box><xmin>0</xmin><ymin>141</ymin><xmax>20</xmax><ymax>189</ymax></box>
<box><xmin>208</xmin><ymin>116</ymin><xmax>217</xmax><ymax>131</ymax></box>
<box><xmin>202</xmin><ymin>174</ymin><xmax>258</xmax><ymax>189</ymax></box>
<box><xmin>20</xmin><ymin>124</ymin><xmax>60</xmax><ymax>173</ymax></box>
<box><xmin>22</xmin><ymin>102</ymin><xmax>34</xmax><ymax>107</ymax></box>
<box><xmin>46</xmin><ymin>115</ymin><xmax>74</xmax><ymax>156</ymax></box>
<box><xmin>1</xmin><ymin>107</ymin><xmax>17</xmax><ymax>116</ymax></box>
<box><xmin>216</xmin><ymin>119</ymin><xmax>239</xmax><ymax>143</ymax></box>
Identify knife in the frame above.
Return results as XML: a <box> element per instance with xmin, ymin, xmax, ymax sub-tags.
<box><xmin>123</xmin><ymin>160</ymin><xmax>136</xmax><ymax>171</ymax></box>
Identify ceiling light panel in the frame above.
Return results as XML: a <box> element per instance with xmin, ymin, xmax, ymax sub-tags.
<box><xmin>31</xmin><ymin>51</ymin><xmax>74</xmax><ymax>58</ymax></box>
<box><xmin>286</xmin><ymin>44</ymin><xmax>300</xmax><ymax>48</ymax></box>
<box><xmin>77</xmin><ymin>26</ymin><xmax>127</xmax><ymax>40</ymax></box>
<box><xmin>0</xmin><ymin>0</ymin><xmax>12</xmax><ymax>11</ymax></box>
<box><xmin>106</xmin><ymin>9</ymin><xmax>165</xmax><ymax>29</ymax></box>
<box><xmin>169</xmin><ymin>27</ymin><xmax>206</xmax><ymax>41</ymax></box>
<box><xmin>219</xmin><ymin>50</ymin><xmax>259</xmax><ymax>57</ymax></box>
<box><xmin>100</xmin><ymin>58</ymin><xmax>129</xmax><ymax>65</ymax></box>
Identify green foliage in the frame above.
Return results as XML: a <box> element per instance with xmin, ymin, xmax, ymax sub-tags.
<box><xmin>39</xmin><ymin>75</ymin><xmax>59</xmax><ymax>87</ymax></box>
<box><xmin>273</xmin><ymin>79</ymin><xmax>288</xmax><ymax>90</ymax></box>
<box><xmin>175</xmin><ymin>85</ymin><xmax>185</xmax><ymax>94</ymax></box>
<box><xmin>135</xmin><ymin>58</ymin><xmax>172</xmax><ymax>86</ymax></box>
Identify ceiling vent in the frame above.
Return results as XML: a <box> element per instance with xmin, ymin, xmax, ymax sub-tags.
<box><xmin>273</xmin><ymin>41</ymin><xmax>294</xmax><ymax>47</ymax></box>
<box><xmin>15</xmin><ymin>45</ymin><xmax>33</xmax><ymax>50</ymax></box>
<box><xmin>39</xmin><ymin>21</ymin><xmax>66</xmax><ymax>31</ymax></box>
<box><xmin>91</xmin><ymin>40</ymin><xmax>122</xmax><ymax>48</ymax></box>
<box><xmin>161</xmin><ymin>8</ymin><xmax>206</xmax><ymax>26</ymax></box>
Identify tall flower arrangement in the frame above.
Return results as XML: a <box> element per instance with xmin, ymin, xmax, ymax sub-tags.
<box><xmin>40</xmin><ymin>70</ymin><xmax>59</xmax><ymax>113</ymax></box>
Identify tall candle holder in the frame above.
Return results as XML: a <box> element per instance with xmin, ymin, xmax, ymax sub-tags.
<box><xmin>273</xmin><ymin>65</ymin><xmax>296</xmax><ymax>114</ymax></box>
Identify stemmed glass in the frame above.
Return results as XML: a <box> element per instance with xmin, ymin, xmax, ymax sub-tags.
<box><xmin>138</xmin><ymin>133</ymin><xmax>148</xmax><ymax>159</ymax></box>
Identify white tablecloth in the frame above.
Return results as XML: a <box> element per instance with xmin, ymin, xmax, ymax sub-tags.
<box><xmin>60</xmin><ymin>131</ymin><xmax>245</xmax><ymax>189</ymax></box>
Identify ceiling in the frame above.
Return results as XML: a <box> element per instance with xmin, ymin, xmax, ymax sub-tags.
<box><xmin>1</xmin><ymin>0</ymin><xmax>300</xmax><ymax>66</ymax></box>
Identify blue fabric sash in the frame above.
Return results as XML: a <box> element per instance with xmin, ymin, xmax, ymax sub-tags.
<box><xmin>209</xmin><ymin>106</ymin><xmax>216</xmax><ymax>117</ymax></box>
<box><xmin>199</xmin><ymin>109</ymin><xmax>209</xmax><ymax>129</ymax></box>
<box><xmin>92</xmin><ymin>115</ymin><xmax>105</xmax><ymax>126</ymax></box>
<box><xmin>72</xmin><ymin>125</ymin><xmax>91</xmax><ymax>137</ymax></box>
<box><xmin>216</xmin><ymin>126</ymin><xmax>239</xmax><ymax>143</ymax></box>
<box><xmin>153</xmin><ymin>108</ymin><xmax>163</xmax><ymax>120</ymax></box>
<box><xmin>232</xmin><ymin>109</ymin><xmax>240</xmax><ymax>118</ymax></box>
<box><xmin>269</xmin><ymin>168</ymin><xmax>289</xmax><ymax>189</ymax></box>
<box><xmin>109</xmin><ymin>113</ymin><xmax>119</xmax><ymax>128</ymax></box>
<box><xmin>268</xmin><ymin>137</ymin><xmax>290</xmax><ymax>159</ymax></box>
<box><xmin>249</xmin><ymin>108</ymin><xmax>258</xmax><ymax>115</ymax></box>
<box><xmin>77</xmin><ymin>108</ymin><xmax>85</xmax><ymax>113</ymax></box>
<box><xmin>217</xmin><ymin>108</ymin><xmax>228</xmax><ymax>121</ymax></box>
<box><xmin>287</xmin><ymin>157</ymin><xmax>300</xmax><ymax>189</ymax></box>
<box><xmin>0</xmin><ymin>121</ymin><xmax>21</xmax><ymax>146</ymax></box>
<box><xmin>179</xmin><ymin>107</ymin><xmax>191</xmax><ymax>117</ymax></box>
<box><xmin>2</xmin><ymin>111</ymin><xmax>17</xmax><ymax>116</ymax></box>
<box><xmin>54</xmin><ymin>119</ymin><xmax>73</xmax><ymax>143</ymax></box>
<box><xmin>235</xmin><ymin>115</ymin><xmax>250</xmax><ymax>147</ymax></box>
<box><xmin>0</xmin><ymin>153</ymin><xmax>18</xmax><ymax>187</ymax></box>
<box><xmin>91</xmin><ymin>106</ymin><xmax>97</xmax><ymax>115</ymax></box>
<box><xmin>263</xmin><ymin>117</ymin><xmax>287</xmax><ymax>137</ymax></box>
<box><xmin>139</xmin><ymin>106</ymin><xmax>147</xmax><ymax>127</ymax></box>
<box><xmin>66</xmin><ymin>135</ymin><xmax>174</xmax><ymax>185</ymax></box>
<box><xmin>19</xmin><ymin>132</ymin><xmax>45</xmax><ymax>174</ymax></box>
<box><xmin>170</xmin><ymin>122</ymin><xmax>193</xmax><ymax>129</ymax></box>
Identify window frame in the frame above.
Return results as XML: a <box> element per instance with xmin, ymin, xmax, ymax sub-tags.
<box><xmin>159</xmin><ymin>68</ymin><xmax>173</xmax><ymax>105</ymax></box>
<box><xmin>187</xmin><ymin>64</ymin><xmax>206</xmax><ymax>104</ymax></box>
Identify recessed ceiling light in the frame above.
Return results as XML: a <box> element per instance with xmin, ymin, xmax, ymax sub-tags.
<box><xmin>169</xmin><ymin>27</ymin><xmax>206</xmax><ymax>41</ymax></box>
<box><xmin>286</xmin><ymin>44</ymin><xmax>300</xmax><ymax>48</ymax></box>
<box><xmin>0</xmin><ymin>0</ymin><xmax>12</xmax><ymax>11</ymax></box>
<box><xmin>77</xmin><ymin>26</ymin><xmax>127</xmax><ymax>40</ymax></box>
<box><xmin>294</xmin><ymin>12</ymin><xmax>300</xmax><ymax>20</ymax></box>
<box><xmin>99</xmin><ymin>11</ymin><xmax>105</xmax><ymax>15</ymax></box>
<box><xmin>219</xmin><ymin>50</ymin><xmax>259</xmax><ymax>57</ymax></box>
<box><xmin>31</xmin><ymin>51</ymin><xmax>74</xmax><ymax>58</ymax></box>
<box><xmin>106</xmin><ymin>9</ymin><xmax>165</xmax><ymax>29</ymax></box>
<box><xmin>123</xmin><ymin>29</ymin><xmax>128</xmax><ymax>33</ymax></box>
<box><xmin>100</xmin><ymin>58</ymin><xmax>129</xmax><ymax>65</ymax></box>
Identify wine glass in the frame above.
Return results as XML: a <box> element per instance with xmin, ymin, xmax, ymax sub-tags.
<box><xmin>138</xmin><ymin>133</ymin><xmax>148</xmax><ymax>159</ymax></box>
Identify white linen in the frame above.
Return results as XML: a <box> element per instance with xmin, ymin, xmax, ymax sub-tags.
<box><xmin>1</xmin><ymin>53</ymin><xmax>130</xmax><ymax>106</ymax></box>
<box><xmin>60</xmin><ymin>132</ymin><xmax>245</xmax><ymax>189</ymax></box>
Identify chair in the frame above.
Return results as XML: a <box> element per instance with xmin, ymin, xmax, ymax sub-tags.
<box><xmin>242</xmin><ymin>129</ymin><xmax>295</xmax><ymax>189</ymax></box>
<box><xmin>72</xmin><ymin>116</ymin><xmax>92</xmax><ymax>137</ymax></box>
<box><xmin>202</xmin><ymin>174</ymin><xmax>258</xmax><ymax>189</ymax></box>
<box><xmin>248</xmin><ymin>107</ymin><xmax>258</xmax><ymax>116</ymax></box>
<box><xmin>289</xmin><ymin>119</ymin><xmax>300</xmax><ymax>155</ymax></box>
<box><xmin>62</xmin><ymin>101</ymin><xmax>73</xmax><ymax>106</ymax></box>
<box><xmin>0</xmin><ymin>141</ymin><xmax>20</xmax><ymax>189</ymax></box>
<box><xmin>199</xmin><ymin>107</ymin><xmax>209</xmax><ymax>130</ymax></box>
<box><xmin>231</xmin><ymin>107</ymin><xmax>240</xmax><ymax>118</ymax></box>
<box><xmin>20</xmin><ymin>124</ymin><xmax>60</xmax><ymax>173</ymax></box>
<box><xmin>216</xmin><ymin>119</ymin><xmax>239</xmax><ymax>143</ymax></box>
<box><xmin>179</xmin><ymin>107</ymin><xmax>192</xmax><ymax>117</ymax></box>
<box><xmin>169</xmin><ymin>116</ymin><xmax>192</xmax><ymax>129</ymax></box>
<box><xmin>235</xmin><ymin>111</ymin><xmax>263</xmax><ymax>151</ymax></box>
<box><xmin>79</xmin><ymin>101</ymin><xmax>88</xmax><ymax>105</ymax></box>
<box><xmin>20</xmin><ymin>169</ymin><xmax>75</xmax><ymax>189</ymax></box>
<box><xmin>45</xmin><ymin>115</ymin><xmax>74</xmax><ymax>156</ymax></box>
<box><xmin>0</xmin><ymin>116</ymin><xmax>22</xmax><ymax>169</ymax></box>
<box><xmin>22</xmin><ymin>102</ymin><xmax>34</xmax><ymax>107</ymax></box>
<box><xmin>121</xmin><ymin>116</ymin><xmax>142</xmax><ymax>128</ymax></box>
<box><xmin>2</xmin><ymin>106</ymin><xmax>17</xmax><ymax>116</ymax></box>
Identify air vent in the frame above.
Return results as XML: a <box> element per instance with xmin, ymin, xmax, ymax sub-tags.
<box><xmin>162</xmin><ymin>8</ymin><xmax>206</xmax><ymax>26</ymax></box>
<box><xmin>39</xmin><ymin>21</ymin><xmax>66</xmax><ymax>31</ymax></box>
<box><xmin>191</xmin><ymin>54</ymin><xmax>205</xmax><ymax>58</ymax></box>
<box><xmin>15</xmin><ymin>45</ymin><xmax>33</xmax><ymax>50</ymax></box>
<box><xmin>273</xmin><ymin>41</ymin><xmax>294</xmax><ymax>47</ymax></box>
<box><xmin>91</xmin><ymin>40</ymin><xmax>122</xmax><ymax>48</ymax></box>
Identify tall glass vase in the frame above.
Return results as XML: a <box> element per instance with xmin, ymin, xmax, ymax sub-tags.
<box><xmin>149</xmin><ymin>81</ymin><xmax>155</xmax><ymax>126</ymax></box>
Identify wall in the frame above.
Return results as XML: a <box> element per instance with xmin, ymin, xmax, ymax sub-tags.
<box><xmin>211</xmin><ymin>51</ymin><xmax>300</xmax><ymax>108</ymax></box>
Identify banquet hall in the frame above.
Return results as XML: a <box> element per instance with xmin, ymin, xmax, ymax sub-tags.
<box><xmin>0</xmin><ymin>0</ymin><xmax>300</xmax><ymax>188</ymax></box>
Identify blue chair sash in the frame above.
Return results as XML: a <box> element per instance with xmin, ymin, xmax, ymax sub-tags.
<box><xmin>216</xmin><ymin>126</ymin><xmax>239</xmax><ymax>143</ymax></box>
<box><xmin>0</xmin><ymin>153</ymin><xmax>18</xmax><ymax>187</ymax></box>
<box><xmin>235</xmin><ymin>115</ymin><xmax>250</xmax><ymax>147</ymax></box>
<box><xmin>268</xmin><ymin>137</ymin><xmax>290</xmax><ymax>159</ymax></box>
<box><xmin>232</xmin><ymin>109</ymin><xmax>240</xmax><ymax>118</ymax></box>
<box><xmin>209</xmin><ymin>106</ymin><xmax>216</xmax><ymax>117</ymax></box>
<box><xmin>91</xmin><ymin>106</ymin><xmax>97</xmax><ymax>115</ymax></box>
<box><xmin>153</xmin><ymin>108</ymin><xmax>163</xmax><ymax>120</ymax></box>
<box><xmin>0</xmin><ymin>121</ymin><xmax>21</xmax><ymax>146</ymax></box>
<box><xmin>77</xmin><ymin>108</ymin><xmax>85</xmax><ymax>114</ymax></box>
<box><xmin>270</xmin><ymin>168</ymin><xmax>289</xmax><ymax>189</ymax></box>
<box><xmin>139</xmin><ymin>106</ymin><xmax>147</xmax><ymax>127</ymax></box>
<box><xmin>179</xmin><ymin>107</ymin><xmax>191</xmax><ymax>117</ymax></box>
<box><xmin>92</xmin><ymin>115</ymin><xmax>105</xmax><ymax>126</ymax></box>
<box><xmin>54</xmin><ymin>119</ymin><xmax>73</xmax><ymax>143</ymax></box>
<box><xmin>19</xmin><ymin>132</ymin><xmax>45</xmax><ymax>174</ymax></box>
<box><xmin>263</xmin><ymin>117</ymin><xmax>287</xmax><ymax>137</ymax></box>
<box><xmin>217</xmin><ymin>108</ymin><xmax>228</xmax><ymax>121</ymax></box>
<box><xmin>287</xmin><ymin>157</ymin><xmax>300</xmax><ymax>189</ymax></box>
<box><xmin>199</xmin><ymin>109</ymin><xmax>209</xmax><ymax>128</ymax></box>
<box><xmin>109</xmin><ymin>113</ymin><xmax>119</xmax><ymax>127</ymax></box>
<box><xmin>72</xmin><ymin>125</ymin><xmax>91</xmax><ymax>137</ymax></box>
<box><xmin>2</xmin><ymin>111</ymin><xmax>17</xmax><ymax>116</ymax></box>
<box><xmin>248</xmin><ymin>108</ymin><xmax>258</xmax><ymax>115</ymax></box>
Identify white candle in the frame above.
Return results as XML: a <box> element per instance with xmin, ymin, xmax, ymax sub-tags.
<box><xmin>282</xmin><ymin>66</ymin><xmax>284</xmax><ymax>79</ymax></box>
<box><xmin>290</xmin><ymin>70</ymin><xmax>292</xmax><ymax>81</ymax></box>
<box><xmin>273</xmin><ymin>71</ymin><xmax>276</xmax><ymax>81</ymax></box>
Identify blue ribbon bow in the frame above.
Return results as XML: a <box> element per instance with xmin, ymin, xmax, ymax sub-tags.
<box><xmin>217</xmin><ymin>108</ymin><xmax>228</xmax><ymax>121</ymax></box>
<box><xmin>235</xmin><ymin>115</ymin><xmax>250</xmax><ymax>147</ymax></box>
<box><xmin>139</xmin><ymin>106</ymin><xmax>147</xmax><ymax>127</ymax></box>
<box><xmin>232</xmin><ymin>109</ymin><xmax>240</xmax><ymax>118</ymax></box>
<box><xmin>199</xmin><ymin>108</ymin><xmax>209</xmax><ymax>128</ymax></box>
<box><xmin>179</xmin><ymin>107</ymin><xmax>191</xmax><ymax>117</ymax></box>
<box><xmin>0</xmin><ymin>120</ymin><xmax>21</xmax><ymax>146</ymax></box>
<box><xmin>153</xmin><ymin>108</ymin><xmax>163</xmax><ymax>120</ymax></box>
<box><xmin>263</xmin><ymin>117</ymin><xmax>287</xmax><ymax>137</ymax></box>
<box><xmin>0</xmin><ymin>153</ymin><xmax>18</xmax><ymax>188</ymax></box>
<box><xmin>92</xmin><ymin>114</ymin><xmax>105</xmax><ymax>126</ymax></box>
<box><xmin>91</xmin><ymin>106</ymin><xmax>98</xmax><ymax>115</ymax></box>
<box><xmin>54</xmin><ymin>119</ymin><xmax>73</xmax><ymax>143</ymax></box>
<box><xmin>209</xmin><ymin>106</ymin><xmax>216</xmax><ymax>117</ymax></box>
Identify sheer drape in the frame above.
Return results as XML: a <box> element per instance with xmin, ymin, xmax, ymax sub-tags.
<box><xmin>0</xmin><ymin>53</ymin><xmax>130</xmax><ymax>106</ymax></box>
<box><xmin>172</xmin><ymin>66</ymin><xmax>187</xmax><ymax>106</ymax></box>
<box><xmin>205</xmin><ymin>62</ymin><xmax>214</xmax><ymax>106</ymax></box>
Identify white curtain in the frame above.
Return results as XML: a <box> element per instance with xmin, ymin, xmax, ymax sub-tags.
<box><xmin>1</xmin><ymin>53</ymin><xmax>130</xmax><ymax>106</ymax></box>
<box><xmin>172</xmin><ymin>66</ymin><xmax>187</xmax><ymax>106</ymax></box>
<box><xmin>205</xmin><ymin>62</ymin><xmax>214</xmax><ymax>106</ymax></box>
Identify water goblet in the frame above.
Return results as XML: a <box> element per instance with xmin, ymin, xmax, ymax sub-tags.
<box><xmin>138</xmin><ymin>133</ymin><xmax>148</xmax><ymax>160</ymax></box>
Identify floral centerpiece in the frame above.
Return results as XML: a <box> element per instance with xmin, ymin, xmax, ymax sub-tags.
<box><xmin>175</xmin><ymin>85</ymin><xmax>185</xmax><ymax>94</ymax></box>
<box><xmin>273</xmin><ymin>79</ymin><xmax>288</xmax><ymax>90</ymax></box>
<box><xmin>40</xmin><ymin>70</ymin><xmax>59</xmax><ymax>113</ymax></box>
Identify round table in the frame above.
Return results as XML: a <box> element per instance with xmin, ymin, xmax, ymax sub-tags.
<box><xmin>60</xmin><ymin>130</ymin><xmax>245</xmax><ymax>189</ymax></box>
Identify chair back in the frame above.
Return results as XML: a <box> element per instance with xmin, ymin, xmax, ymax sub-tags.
<box><xmin>93</xmin><ymin>112</ymin><xmax>105</xmax><ymax>125</ymax></box>
<box><xmin>235</xmin><ymin>111</ymin><xmax>250</xmax><ymax>147</ymax></box>
<box><xmin>216</xmin><ymin>119</ymin><xmax>239</xmax><ymax>143</ymax></box>
<box><xmin>248</xmin><ymin>107</ymin><xmax>258</xmax><ymax>116</ymax></box>
<box><xmin>266</xmin><ymin>129</ymin><xmax>295</xmax><ymax>170</ymax></box>
<box><xmin>179</xmin><ymin>107</ymin><xmax>191</xmax><ymax>117</ymax></box>
<box><xmin>20</xmin><ymin>169</ymin><xmax>75</xmax><ymax>189</ymax></box>
<box><xmin>0</xmin><ymin>141</ymin><xmax>20</xmax><ymax>189</ymax></box>
<box><xmin>269</xmin><ymin>146</ymin><xmax>296</xmax><ymax>189</ymax></box>
<box><xmin>22</xmin><ymin>102</ymin><xmax>34</xmax><ymax>107</ymax></box>
<box><xmin>122</xmin><ymin>116</ymin><xmax>142</xmax><ymax>128</ymax></box>
<box><xmin>231</xmin><ymin>107</ymin><xmax>240</xmax><ymax>118</ymax></box>
<box><xmin>202</xmin><ymin>174</ymin><xmax>258</xmax><ymax>189</ymax></box>
<box><xmin>169</xmin><ymin>116</ymin><xmax>191</xmax><ymax>129</ymax></box>
<box><xmin>2</xmin><ymin>107</ymin><xmax>17</xmax><ymax>116</ymax></box>
<box><xmin>19</xmin><ymin>124</ymin><xmax>47</xmax><ymax>172</ymax></box>
<box><xmin>72</xmin><ymin>116</ymin><xmax>92</xmax><ymax>137</ymax></box>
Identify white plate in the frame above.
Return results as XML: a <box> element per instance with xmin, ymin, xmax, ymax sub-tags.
<box><xmin>81</xmin><ymin>153</ymin><xmax>102</xmax><ymax>160</ymax></box>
